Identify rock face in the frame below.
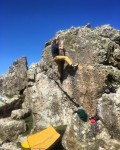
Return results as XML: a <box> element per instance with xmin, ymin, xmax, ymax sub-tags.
<box><xmin>0</xmin><ymin>95</ymin><xmax>24</xmax><ymax>118</ymax></box>
<box><xmin>0</xmin><ymin>25</ymin><xmax>120</xmax><ymax>150</ymax></box>
<box><xmin>0</xmin><ymin>76</ymin><xmax>3</xmax><ymax>95</ymax></box>
<box><xmin>0</xmin><ymin>118</ymin><xmax>26</xmax><ymax>143</ymax></box>
<box><xmin>0</xmin><ymin>57</ymin><xmax>28</xmax><ymax>149</ymax></box>
<box><xmin>2</xmin><ymin>57</ymin><xmax>27</xmax><ymax>96</ymax></box>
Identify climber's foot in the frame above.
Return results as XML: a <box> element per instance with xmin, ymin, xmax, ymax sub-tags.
<box><xmin>71</xmin><ymin>64</ymin><xmax>78</xmax><ymax>68</ymax></box>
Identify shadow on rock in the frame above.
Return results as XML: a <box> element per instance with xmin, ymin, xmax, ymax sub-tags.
<box><xmin>48</xmin><ymin>125</ymin><xmax>67</xmax><ymax>150</ymax></box>
<box><xmin>61</xmin><ymin>65</ymin><xmax>78</xmax><ymax>82</ymax></box>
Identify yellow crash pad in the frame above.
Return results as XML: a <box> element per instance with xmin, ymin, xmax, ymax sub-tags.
<box><xmin>21</xmin><ymin>126</ymin><xmax>60</xmax><ymax>150</ymax></box>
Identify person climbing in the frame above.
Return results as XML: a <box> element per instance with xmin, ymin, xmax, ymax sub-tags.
<box><xmin>57</xmin><ymin>39</ymin><xmax>65</xmax><ymax>81</ymax></box>
<box><xmin>59</xmin><ymin>40</ymin><xmax>66</xmax><ymax>56</ymax></box>
<box><xmin>51</xmin><ymin>38</ymin><xmax>78</xmax><ymax>79</ymax></box>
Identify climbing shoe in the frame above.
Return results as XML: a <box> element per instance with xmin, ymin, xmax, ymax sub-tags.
<box><xmin>71</xmin><ymin>64</ymin><xmax>78</xmax><ymax>67</ymax></box>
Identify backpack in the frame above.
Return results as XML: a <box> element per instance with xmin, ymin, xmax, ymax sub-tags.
<box><xmin>74</xmin><ymin>109</ymin><xmax>88</xmax><ymax>122</ymax></box>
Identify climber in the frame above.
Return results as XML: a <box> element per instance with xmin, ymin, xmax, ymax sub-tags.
<box><xmin>56</xmin><ymin>39</ymin><xmax>65</xmax><ymax>81</ymax></box>
<box><xmin>51</xmin><ymin>37</ymin><xmax>78</xmax><ymax>67</ymax></box>
<box><xmin>51</xmin><ymin>37</ymin><xmax>78</xmax><ymax>79</ymax></box>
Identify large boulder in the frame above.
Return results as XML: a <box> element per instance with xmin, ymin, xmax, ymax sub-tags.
<box><xmin>21</xmin><ymin>25</ymin><xmax>120</xmax><ymax>149</ymax></box>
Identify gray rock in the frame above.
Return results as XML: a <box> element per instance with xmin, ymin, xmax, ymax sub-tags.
<box><xmin>27</xmin><ymin>63</ymin><xmax>38</xmax><ymax>81</ymax></box>
<box><xmin>2</xmin><ymin>57</ymin><xmax>27</xmax><ymax>95</ymax></box>
<box><xmin>0</xmin><ymin>142</ymin><xmax>21</xmax><ymax>150</ymax></box>
<box><xmin>0</xmin><ymin>95</ymin><xmax>24</xmax><ymax>118</ymax></box>
<box><xmin>97</xmin><ymin>89</ymin><xmax>120</xmax><ymax>140</ymax></box>
<box><xmin>0</xmin><ymin>118</ymin><xmax>26</xmax><ymax>143</ymax></box>
<box><xmin>11</xmin><ymin>108</ymin><xmax>30</xmax><ymax>119</ymax></box>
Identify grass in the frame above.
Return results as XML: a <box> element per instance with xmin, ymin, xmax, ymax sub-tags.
<box><xmin>55</xmin><ymin>125</ymin><xmax>67</xmax><ymax>133</ymax></box>
<box><xmin>5</xmin><ymin>94</ymin><xmax>14</xmax><ymax>99</ymax></box>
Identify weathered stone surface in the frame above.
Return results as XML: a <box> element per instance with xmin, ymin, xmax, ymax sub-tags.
<box><xmin>0</xmin><ymin>142</ymin><xmax>21</xmax><ymax>150</ymax></box>
<box><xmin>2</xmin><ymin>57</ymin><xmax>27</xmax><ymax>95</ymax></box>
<box><xmin>97</xmin><ymin>88</ymin><xmax>120</xmax><ymax>140</ymax></box>
<box><xmin>0</xmin><ymin>95</ymin><xmax>24</xmax><ymax>118</ymax></box>
<box><xmin>11</xmin><ymin>108</ymin><xmax>30</xmax><ymax>119</ymax></box>
<box><xmin>23</xmin><ymin>72</ymin><xmax>75</xmax><ymax>130</ymax></box>
<box><xmin>0</xmin><ymin>118</ymin><xmax>26</xmax><ymax>143</ymax></box>
<box><xmin>0</xmin><ymin>76</ymin><xmax>3</xmax><ymax>95</ymax></box>
<box><xmin>27</xmin><ymin>63</ymin><xmax>38</xmax><ymax>81</ymax></box>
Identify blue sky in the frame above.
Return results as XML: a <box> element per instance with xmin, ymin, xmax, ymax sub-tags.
<box><xmin>0</xmin><ymin>0</ymin><xmax>120</xmax><ymax>75</ymax></box>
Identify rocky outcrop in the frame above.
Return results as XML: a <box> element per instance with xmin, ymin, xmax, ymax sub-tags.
<box><xmin>0</xmin><ymin>142</ymin><xmax>21</xmax><ymax>150</ymax></box>
<box><xmin>0</xmin><ymin>57</ymin><xmax>28</xmax><ymax>149</ymax></box>
<box><xmin>0</xmin><ymin>76</ymin><xmax>3</xmax><ymax>95</ymax></box>
<box><xmin>0</xmin><ymin>95</ymin><xmax>24</xmax><ymax>118</ymax></box>
<box><xmin>0</xmin><ymin>24</ymin><xmax>120</xmax><ymax>150</ymax></box>
<box><xmin>2</xmin><ymin>57</ymin><xmax>27</xmax><ymax>96</ymax></box>
<box><xmin>97</xmin><ymin>88</ymin><xmax>120</xmax><ymax>140</ymax></box>
<box><xmin>0</xmin><ymin>118</ymin><xmax>26</xmax><ymax>144</ymax></box>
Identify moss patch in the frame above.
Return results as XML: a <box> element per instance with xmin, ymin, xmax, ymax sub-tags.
<box><xmin>55</xmin><ymin>125</ymin><xmax>67</xmax><ymax>132</ymax></box>
<box><xmin>5</xmin><ymin>94</ymin><xmax>14</xmax><ymax>99</ymax></box>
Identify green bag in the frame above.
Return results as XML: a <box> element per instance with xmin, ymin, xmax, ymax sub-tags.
<box><xmin>74</xmin><ymin>109</ymin><xmax>88</xmax><ymax>122</ymax></box>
